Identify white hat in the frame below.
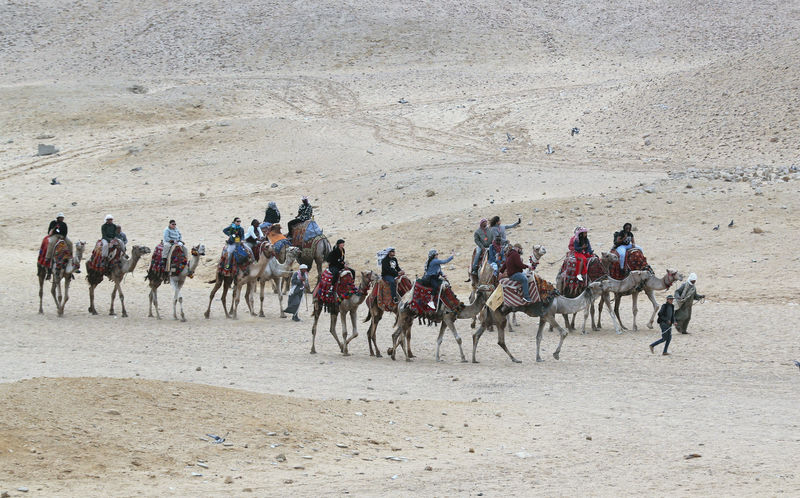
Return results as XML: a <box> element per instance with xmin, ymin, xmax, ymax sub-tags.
<box><xmin>105</xmin><ymin>214</ymin><xmax>114</xmax><ymax>221</ymax></box>
<box><xmin>298</xmin><ymin>264</ymin><xmax>308</xmax><ymax>270</ymax></box>
<box><xmin>56</xmin><ymin>212</ymin><xmax>65</xmax><ymax>218</ymax></box>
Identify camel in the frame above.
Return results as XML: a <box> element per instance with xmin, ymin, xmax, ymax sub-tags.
<box><xmin>271</xmin><ymin>237</ymin><xmax>331</xmax><ymax>295</ymax></box>
<box><xmin>226</xmin><ymin>244</ymin><xmax>299</xmax><ymax>319</ymax></box>
<box><xmin>606</xmin><ymin>269</ymin><xmax>684</xmax><ymax>331</ymax></box>
<box><xmin>204</xmin><ymin>259</ymin><xmax>239</xmax><ymax>319</ymax></box>
<box><xmin>147</xmin><ymin>244</ymin><xmax>206</xmax><ymax>321</ymax></box>
<box><xmin>362</xmin><ymin>275</ymin><xmax>413</xmax><ymax>358</ymax></box>
<box><xmin>310</xmin><ymin>270</ymin><xmax>378</xmax><ymax>356</ymax></box>
<box><xmin>86</xmin><ymin>245</ymin><xmax>151</xmax><ymax>317</ymax></box>
<box><xmin>555</xmin><ymin>250</ymin><xmax>618</xmax><ymax>331</ymax></box>
<box><xmin>37</xmin><ymin>240</ymin><xmax>86</xmax><ymax>317</ymax></box>
<box><xmin>390</xmin><ymin>284</ymin><xmax>494</xmax><ymax>363</ymax></box>
<box><xmin>251</xmin><ymin>245</ymin><xmax>301</xmax><ymax>318</ymax></box>
<box><xmin>472</xmin><ymin>280</ymin><xmax>609</xmax><ymax>364</ymax></box>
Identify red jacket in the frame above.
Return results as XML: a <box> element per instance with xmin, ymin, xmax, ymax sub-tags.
<box><xmin>500</xmin><ymin>249</ymin><xmax>528</xmax><ymax>276</ymax></box>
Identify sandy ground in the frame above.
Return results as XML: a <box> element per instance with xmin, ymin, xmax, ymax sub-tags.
<box><xmin>1</xmin><ymin>1</ymin><xmax>800</xmax><ymax>496</ymax></box>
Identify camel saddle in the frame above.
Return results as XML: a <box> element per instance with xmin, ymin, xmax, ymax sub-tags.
<box><xmin>313</xmin><ymin>268</ymin><xmax>359</xmax><ymax>313</ymax></box>
<box><xmin>290</xmin><ymin>220</ymin><xmax>326</xmax><ymax>261</ymax></box>
<box><xmin>407</xmin><ymin>280</ymin><xmax>463</xmax><ymax>320</ymax></box>
<box><xmin>39</xmin><ymin>237</ymin><xmax>73</xmax><ymax>274</ymax></box>
<box><xmin>367</xmin><ymin>275</ymin><xmax>413</xmax><ymax>311</ymax></box>
<box><xmin>559</xmin><ymin>252</ymin><xmax>606</xmax><ymax>298</ymax></box>
<box><xmin>609</xmin><ymin>247</ymin><xmax>651</xmax><ymax>280</ymax></box>
<box><xmin>87</xmin><ymin>239</ymin><xmax>124</xmax><ymax>274</ymax></box>
<box><xmin>216</xmin><ymin>244</ymin><xmax>252</xmax><ymax>277</ymax></box>
<box><xmin>148</xmin><ymin>243</ymin><xmax>189</xmax><ymax>282</ymax></box>
<box><xmin>499</xmin><ymin>273</ymin><xmax>557</xmax><ymax>309</ymax></box>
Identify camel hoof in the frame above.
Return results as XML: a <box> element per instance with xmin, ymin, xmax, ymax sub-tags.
<box><xmin>204</xmin><ymin>312</ymin><xmax>210</xmax><ymax>319</ymax></box>
<box><xmin>121</xmin><ymin>313</ymin><xmax>128</xmax><ymax>318</ymax></box>
<box><xmin>553</xmin><ymin>352</ymin><xmax>560</xmax><ymax>360</ymax></box>
<box><xmin>512</xmin><ymin>359</ymin><xmax>522</xmax><ymax>364</ymax></box>
<box><xmin>408</xmin><ymin>353</ymin><xmax>416</xmax><ymax>359</ymax></box>
<box><xmin>109</xmin><ymin>312</ymin><xmax>116</xmax><ymax>316</ymax></box>
<box><xmin>536</xmin><ymin>357</ymin><xmax>545</xmax><ymax>363</ymax></box>
<box><xmin>472</xmin><ymin>360</ymin><xmax>480</xmax><ymax>364</ymax></box>
<box><xmin>258</xmin><ymin>312</ymin><xmax>265</xmax><ymax>318</ymax></box>
<box><xmin>310</xmin><ymin>349</ymin><xmax>316</xmax><ymax>354</ymax></box>
<box><xmin>343</xmin><ymin>352</ymin><xmax>351</xmax><ymax>357</ymax></box>
<box><xmin>647</xmin><ymin>323</ymin><xmax>654</xmax><ymax>329</ymax></box>
<box><xmin>633</xmin><ymin>326</ymin><xmax>639</xmax><ymax>332</ymax></box>
<box><xmin>616</xmin><ymin>330</ymin><xmax>623</xmax><ymax>335</ymax></box>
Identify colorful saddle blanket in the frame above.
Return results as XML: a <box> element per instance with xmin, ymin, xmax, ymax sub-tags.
<box><xmin>37</xmin><ymin>236</ymin><xmax>49</xmax><ymax>267</ymax></box>
<box><xmin>368</xmin><ymin>275</ymin><xmax>413</xmax><ymax>311</ymax></box>
<box><xmin>499</xmin><ymin>274</ymin><xmax>557</xmax><ymax>308</ymax></box>
<box><xmin>407</xmin><ymin>280</ymin><xmax>462</xmax><ymax>319</ymax></box>
<box><xmin>148</xmin><ymin>243</ymin><xmax>189</xmax><ymax>280</ymax></box>
<box><xmin>313</xmin><ymin>268</ymin><xmax>359</xmax><ymax>305</ymax></box>
<box><xmin>609</xmin><ymin>248</ymin><xmax>651</xmax><ymax>280</ymax></box>
<box><xmin>39</xmin><ymin>237</ymin><xmax>72</xmax><ymax>273</ymax></box>
<box><xmin>559</xmin><ymin>252</ymin><xmax>606</xmax><ymax>298</ymax></box>
<box><xmin>87</xmin><ymin>239</ymin><xmax>124</xmax><ymax>273</ymax></box>
<box><xmin>216</xmin><ymin>245</ymin><xmax>252</xmax><ymax>277</ymax></box>
<box><xmin>291</xmin><ymin>220</ymin><xmax>322</xmax><ymax>247</ymax></box>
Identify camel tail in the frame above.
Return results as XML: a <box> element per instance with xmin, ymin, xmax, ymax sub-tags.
<box><xmin>362</xmin><ymin>313</ymin><xmax>372</xmax><ymax>324</ymax></box>
<box><xmin>207</xmin><ymin>279</ymin><xmax>217</xmax><ymax>284</ymax></box>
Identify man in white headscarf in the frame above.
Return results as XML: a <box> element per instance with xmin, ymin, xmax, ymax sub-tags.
<box><xmin>283</xmin><ymin>264</ymin><xmax>310</xmax><ymax>321</ymax></box>
<box><xmin>673</xmin><ymin>273</ymin><xmax>704</xmax><ymax>334</ymax></box>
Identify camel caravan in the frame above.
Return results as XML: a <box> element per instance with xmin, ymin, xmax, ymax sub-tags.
<box><xmin>36</xmin><ymin>202</ymin><xmax>699</xmax><ymax>364</ymax></box>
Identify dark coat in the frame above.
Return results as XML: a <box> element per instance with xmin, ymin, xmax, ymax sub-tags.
<box><xmin>223</xmin><ymin>224</ymin><xmax>245</xmax><ymax>244</ymax></box>
<box><xmin>264</xmin><ymin>207</ymin><xmax>281</xmax><ymax>224</ymax></box>
<box><xmin>574</xmin><ymin>237</ymin><xmax>593</xmax><ymax>255</ymax></box>
<box><xmin>657</xmin><ymin>302</ymin><xmax>675</xmax><ymax>325</ymax></box>
<box><xmin>101</xmin><ymin>222</ymin><xmax>117</xmax><ymax>241</ymax></box>
<box><xmin>327</xmin><ymin>246</ymin><xmax>345</xmax><ymax>268</ymax></box>
<box><xmin>381</xmin><ymin>256</ymin><xmax>402</xmax><ymax>278</ymax></box>
<box><xmin>500</xmin><ymin>249</ymin><xmax>528</xmax><ymax>276</ymax></box>
<box><xmin>48</xmin><ymin>220</ymin><xmax>68</xmax><ymax>237</ymax></box>
<box><xmin>297</xmin><ymin>202</ymin><xmax>313</xmax><ymax>222</ymax></box>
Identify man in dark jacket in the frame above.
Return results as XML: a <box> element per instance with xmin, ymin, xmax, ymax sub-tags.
<box><xmin>101</xmin><ymin>214</ymin><xmax>118</xmax><ymax>261</ymax></box>
<box><xmin>650</xmin><ymin>295</ymin><xmax>675</xmax><ymax>355</ymax></box>
<box><xmin>381</xmin><ymin>248</ymin><xmax>404</xmax><ymax>302</ymax></box>
<box><xmin>264</xmin><ymin>201</ymin><xmax>280</xmax><ymax>224</ymax></box>
<box><xmin>326</xmin><ymin>239</ymin><xmax>347</xmax><ymax>291</ymax></box>
<box><xmin>287</xmin><ymin>196</ymin><xmax>313</xmax><ymax>236</ymax></box>
<box><xmin>500</xmin><ymin>243</ymin><xmax>531</xmax><ymax>303</ymax></box>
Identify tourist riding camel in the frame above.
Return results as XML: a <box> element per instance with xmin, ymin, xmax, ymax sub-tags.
<box><xmin>264</xmin><ymin>201</ymin><xmax>281</xmax><ymax>225</ymax></box>
<box><xmin>244</xmin><ymin>219</ymin><xmax>263</xmax><ymax>251</ymax></box>
<box><xmin>115</xmin><ymin>224</ymin><xmax>127</xmax><ymax>247</ymax></box>
<box><xmin>380</xmin><ymin>247</ymin><xmax>404</xmax><ymax>303</ymax></box>
<box><xmin>100</xmin><ymin>214</ymin><xmax>118</xmax><ymax>262</ymax></box>
<box><xmin>487</xmin><ymin>235</ymin><xmax>505</xmax><ymax>276</ymax></box>
<box><xmin>489</xmin><ymin>215</ymin><xmax>520</xmax><ymax>247</ymax></box>
<box><xmin>613</xmin><ymin>222</ymin><xmax>641</xmax><ymax>269</ymax></box>
<box><xmin>673</xmin><ymin>273</ymin><xmax>704</xmax><ymax>334</ymax></box>
<box><xmin>162</xmin><ymin>219</ymin><xmax>187</xmax><ymax>273</ymax></box>
<box><xmin>326</xmin><ymin>239</ymin><xmax>350</xmax><ymax>294</ymax></box>
<box><xmin>471</xmin><ymin>218</ymin><xmax>492</xmax><ymax>276</ymax></box>
<box><xmin>570</xmin><ymin>226</ymin><xmax>594</xmax><ymax>282</ymax></box>
<box><xmin>44</xmin><ymin>212</ymin><xmax>74</xmax><ymax>279</ymax></box>
<box><xmin>287</xmin><ymin>196</ymin><xmax>313</xmax><ymax>236</ymax></box>
<box><xmin>500</xmin><ymin>243</ymin><xmax>532</xmax><ymax>303</ymax></box>
<box><xmin>223</xmin><ymin>217</ymin><xmax>251</xmax><ymax>269</ymax></box>
<box><xmin>420</xmin><ymin>248</ymin><xmax>454</xmax><ymax>301</ymax></box>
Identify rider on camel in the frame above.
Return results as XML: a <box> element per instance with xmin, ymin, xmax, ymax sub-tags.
<box><xmin>380</xmin><ymin>247</ymin><xmax>404</xmax><ymax>303</ymax></box>
<box><xmin>487</xmin><ymin>234</ymin><xmax>505</xmax><ymax>276</ymax></box>
<box><xmin>244</xmin><ymin>219</ymin><xmax>263</xmax><ymax>251</ymax></box>
<box><xmin>100</xmin><ymin>214</ymin><xmax>118</xmax><ymax>262</ymax></box>
<box><xmin>489</xmin><ymin>215</ymin><xmax>521</xmax><ymax>247</ymax></box>
<box><xmin>326</xmin><ymin>238</ymin><xmax>348</xmax><ymax>293</ymax></box>
<box><xmin>45</xmin><ymin>212</ymin><xmax>75</xmax><ymax>279</ymax></box>
<box><xmin>223</xmin><ymin>217</ymin><xmax>252</xmax><ymax>269</ymax></box>
<box><xmin>287</xmin><ymin>196</ymin><xmax>313</xmax><ymax>237</ymax></box>
<box><xmin>471</xmin><ymin>218</ymin><xmax>492</xmax><ymax>276</ymax></box>
<box><xmin>420</xmin><ymin>248</ymin><xmax>454</xmax><ymax>307</ymax></box>
<box><xmin>264</xmin><ymin>201</ymin><xmax>281</xmax><ymax>225</ymax></box>
<box><xmin>613</xmin><ymin>222</ymin><xmax>640</xmax><ymax>269</ymax></box>
<box><xmin>162</xmin><ymin>219</ymin><xmax>187</xmax><ymax>273</ymax></box>
<box><xmin>500</xmin><ymin>243</ymin><xmax>532</xmax><ymax>303</ymax></box>
<box><xmin>570</xmin><ymin>227</ymin><xmax>593</xmax><ymax>282</ymax></box>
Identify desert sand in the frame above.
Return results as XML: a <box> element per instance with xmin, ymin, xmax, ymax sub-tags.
<box><xmin>1</xmin><ymin>1</ymin><xmax>799</xmax><ymax>496</ymax></box>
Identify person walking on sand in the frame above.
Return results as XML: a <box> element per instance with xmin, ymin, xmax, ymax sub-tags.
<box><xmin>650</xmin><ymin>295</ymin><xmax>675</xmax><ymax>355</ymax></box>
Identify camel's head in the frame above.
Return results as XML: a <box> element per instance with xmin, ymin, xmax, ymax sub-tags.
<box><xmin>475</xmin><ymin>284</ymin><xmax>494</xmax><ymax>295</ymax></box>
<box><xmin>360</xmin><ymin>270</ymin><xmax>379</xmax><ymax>286</ymax></box>
<box><xmin>601</xmin><ymin>251</ymin><xmax>619</xmax><ymax>264</ymax></box>
<box><xmin>286</xmin><ymin>245</ymin><xmax>301</xmax><ymax>262</ymax></box>
<box><xmin>531</xmin><ymin>245</ymin><xmax>546</xmax><ymax>260</ymax></box>
<box><xmin>666</xmin><ymin>269</ymin><xmax>684</xmax><ymax>282</ymax></box>
<box><xmin>192</xmin><ymin>244</ymin><xmax>206</xmax><ymax>256</ymax></box>
<box><xmin>74</xmin><ymin>240</ymin><xmax>86</xmax><ymax>255</ymax></box>
<box><xmin>132</xmin><ymin>245</ymin><xmax>151</xmax><ymax>256</ymax></box>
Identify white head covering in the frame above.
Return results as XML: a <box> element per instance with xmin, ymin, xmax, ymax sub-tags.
<box><xmin>428</xmin><ymin>248</ymin><xmax>438</xmax><ymax>258</ymax></box>
<box><xmin>376</xmin><ymin>247</ymin><xmax>395</xmax><ymax>268</ymax></box>
<box><xmin>688</xmin><ymin>273</ymin><xmax>697</xmax><ymax>284</ymax></box>
<box><xmin>105</xmin><ymin>214</ymin><xmax>114</xmax><ymax>221</ymax></box>
<box><xmin>56</xmin><ymin>212</ymin><xmax>65</xmax><ymax>218</ymax></box>
<box><xmin>298</xmin><ymin>264</ymin><xmax>308</xmax><ymax>270</ymax></box>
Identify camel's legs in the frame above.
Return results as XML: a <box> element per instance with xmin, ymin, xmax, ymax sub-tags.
<box><xmin>343</xmin><ymin>310</ymin><xmax>359</xmax><ymax>355</ymax></box>
<box><xmin>630</xmin><ymin>291</ymin><xmax>640</xmax><ymax>331</ymax></box>
<box><xmin>258</xmin><ymin>279</ymin><xmax>267</xmax><ymax>317</ymax></box>
<box><xmin>221</xmin><ymin>281</ymin><xmax>232</xmax><ymax>319</ymax></box>
<box><xmin>613</xmin><ymin>294</ymin><xmax>628</xmax><ymax>330</ymax></box>
<box><xmin>117</xmin><ymin>281</ymin><xmax>128</xmax><ymax>317</ymax></box>
<box><xmin>471</xmin><ymin>318</ymin><xmax>490</xmax><ymax>363</ymax></box>
<box><xmin>50</xmin><ymin>277</ymin><xmax>61</xmax><ymax>312</ymax></box>
<box><xmin>109</xmin><ymin>282</ymin><xmax>117</xmax><ymax>316</ymax></box>
<box><xmin>149</xmin><ymin>282</ymin><xmax>161</xmax><ymax>319</ymax></box>
<box><xmin>88</xmin><ymin>283</ymin><xmax>98</xmax><ymax>315</ymax></box>
<box><xmin>38</xmin><ymin>271</ymin><xmax>45</xmax><ymax>314</ymax></box>
<box><xmin>366</xmin><ymin>308</ymin><xmax>383</xmax><ymax>357</ymax></box>
<box><xmin>512</xmin><ymin>312</ymin><xmax>520</xmax><ymax>326</ymax></box>
<box><xmin>277</xmin><ymin>280</ymin><xmax>286</xmax><ymax>318</ymax></box>
<box><xmin>330</xmin><ymin>312</ymin><xmax>344</xmax><ymax>353</ymax></box>
<box><xmin>548</xmin><ymin>315</ymin><xmax>568</xmax><ymax>360</ymax></box>
<box><xmin>58</xmin><ymin>278</ymin><xmax>71</xmax><ymax>317</ymax></box>
<box><xmin>495</xmin><ymin>316</ymin><xmax>521</xmax><ymax>363</ymax></box>
<box><xmin>390</xmin><ymin>323</ymin><xmax>410</xmax><ymax>361</ymax></box>
<box><xmin>172</xmin><ymin>278</ymin><xmax>186</xmax><ymax>322</ymax></box>
<box><xmin>644</xmin><ymin>289</ymin><xmax>659</xmax><ymax>329</ymax></box>
<box><xmin>602</xmin><ymin>292</ymin><xmax>622</xmax><ymax>334</ymax></box>
<box><xmin>243</xmin><ymin>280</ymin><xmax>257</xmax><ymax>316</ymax></box>
<box><xmin>205</xmin><ymin>278</ymin><xmax>223</xmax><ymax>318</ymax></box>
<box><xmin>597</xmin><ymin>296</ymin><xmax>604</xmax><ymax>328</ymax></box>
<box><xmin>310</xmin><ymin>302</ymin><xmax>322</xmax><ymax>354</ymax></box>
<box><xmin>438</xmin><ymin>318</ymin><xmax>467</xmax><ymax>363</ymax></box>
<box><xmin>435</xmin><ymin>322</ymin><xmax>446</xmax><ymax>361</ymax></box>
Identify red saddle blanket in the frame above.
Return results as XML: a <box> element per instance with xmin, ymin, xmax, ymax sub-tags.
<box><xmin>559</xmin><ymin>252</ymin><xmax>606</xmax><ymax>298</ymax></box>
<box><xmin>148</xmin><ymin>243</ymin><xmax>189</xmax><ymax>279</ymax></box>
<box><xmin>313</xmin><ymin>268</ymin><xmax>359</xmax><ymax>305</ymax></box>
<box><xmin>37</xmin><ymin>236</ymin><xmax>49</xmax><ymax>267</ymax></box>
<box><xmin>87</xmin><ymin>239</ymin><xmax>124</xmax><ymax>273</ymax></box>
<box><xmin>216</xmin><ymin>245</ymin><xmax>252</xmax><ymax>277</ymax></box>
<box><xmin>609</xmin><ymin>248</ymin><xmax>650</xmax><ymax>280</ymax></box>
<box><xmin>499</xmin><ymin>274</ymin><xmax>557</xmax><ymax>308</ymax></box>
<box><xmin>407</xmin><ymin>280</ymin><xmax>462</xmax><ymax>319</ymax></box>
<box><xmin>368</xmin><ymin>275</ymin><xmax>413</xmax><ymax>311</ymax></box>
<box><xmin>38</xmin><ymin>237</ymin><xmax>72</xmax><ymax>272</ymax></box>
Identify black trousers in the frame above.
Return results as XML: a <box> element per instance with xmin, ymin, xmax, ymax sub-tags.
<box><xmin>650</xmin><ymin>323</ymin><xmax>672</xmax><ymax>353</ymax></box>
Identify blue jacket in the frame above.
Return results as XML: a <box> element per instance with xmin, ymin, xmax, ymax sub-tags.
<box><xmin>424</xmin><ymin>254</ymin><xmax>453</xmax><ymax>278</ymax></box>
<box><xmin>223</xmin><ymin>224</ymin><xmax>244</xmax><ymax>244</ymax></box>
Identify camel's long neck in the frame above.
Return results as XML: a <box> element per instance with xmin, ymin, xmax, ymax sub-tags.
<box><xmin>66</xmin><ymin>247</ymin><xmax>85</xmax><ymax>274</ymax></box>
<box><xmin>458</xmin><ymin>292</ymin><xmax>488</xmax><ymax>319</ymax></box>
<box><xmin>124</xmin><ymin>252</ymin><xmax>144</xmax><ymax>273</ymax></box>
<box><xmin>188</xmin><ymin>253</ymin><xmax>201</xmax><ymax>273</ymax></box>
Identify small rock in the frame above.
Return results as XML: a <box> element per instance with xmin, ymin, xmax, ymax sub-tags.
<box><xmin>752</xmin><ymin>227</ymin><xmax>764</xmax><ymax>234</ymax></box>
<box><xmin>425</xmin><ymin>465</ymin><xmax>433</xmax><ymax>471</ymax></box>
<box><xmin>644</xmin><ymin>138</ymin><xmax>651</xmax><ymax>146</ymax></box>
<box><xmin>191</xmin><ymin>472</ymin><xmax>203</xmax><ymax>477</ymax></box>
<box><xmin>195</xmin><ymin>366</ymin><xmax>202</xmax><ymax>371</ymax></box>
<box><xmin>224</xmin><ymin>476</ymin><xmax>234</xmax><ymax>484</ymax></box>
<box><xmin>336</xmin><ymin>443</ymin><xmax>348</xmax><ymax>448</ymax></box>
<box><xmin>271</xmin><ymin>183</ymin><xmax>278</xmax><ymax>188</ymax></box>
<box><xmin>276</xmin><ymin>453</ymin><xmax>286</xmax><ymax>462</ymax></box>
<box><xmin>130</xmin><ymin>166</ymin><xmax>142</xmax><ymax>172</ymax></box>
<box><xmin>2</xmin><ymin>491</ymin><xmax>10</xmax><ymax>497</ymax></box>
<box><xmin>586</xmin><ymin>436</ymin><xmax>592</xmax><ymax>441</ymax></box>
<box><xmin>284</xmin><ymin>479</ymin><xmax>294</xmax><ymax>484</ymax></box>
<box><xmin>35</xmin><ymin>134</ymin><xmax>55</xmax><ymax>139</ymax></box>
<box><xmin>293</xmin><ymin>465</ymin><xmax>305</xmax><ymax>470</ymax></box>
<box><xmin>643</xmin><ymin>186</ymin><xmax>656</xmax><ymax>193</ymax></box>
<box><xmin>515</xmin><ymin>451</ymin><xmax>533</xmax><ymax>459</ymax></box>
<box><xmin>468</xmin><ymin>448</ymin><xmax>475</xmax><ymax>453</ymax></box>
<box><xmin>425</xmin><ymin>189</ymin><xmax>436</xmax><ymax>197</ymax></box>
<box><xmin>196</xmin><ymin>462</ymin><xmax>208</xmax><ymax>469</ymax></box>
<box><xmin>37</xmin><ymin>144</ymin><xmax>58</xmax><ymax>156</ymax></box>
<box><xmin>769</xmin><ymin>136</ymin><xmax>778</xmax><ymax>143</ymax></box>
<box><xmin>106</xmin><ymin>409</ymin><xmax>121</xmax><ymax>416</ymax></box>
<box><xmin>128</xmin><ymin>84</ymin><xmax>147</xmax><ymax>94</ymax></box>
<box><xmin>243</xmin><ymin>488</ymin><xmax>253</xmax><ymax>492</ymax></box>
<box><xmin>684</xmin><ymin>453</ymin><xmax>702</xmax><ymax>460</ymax></box>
